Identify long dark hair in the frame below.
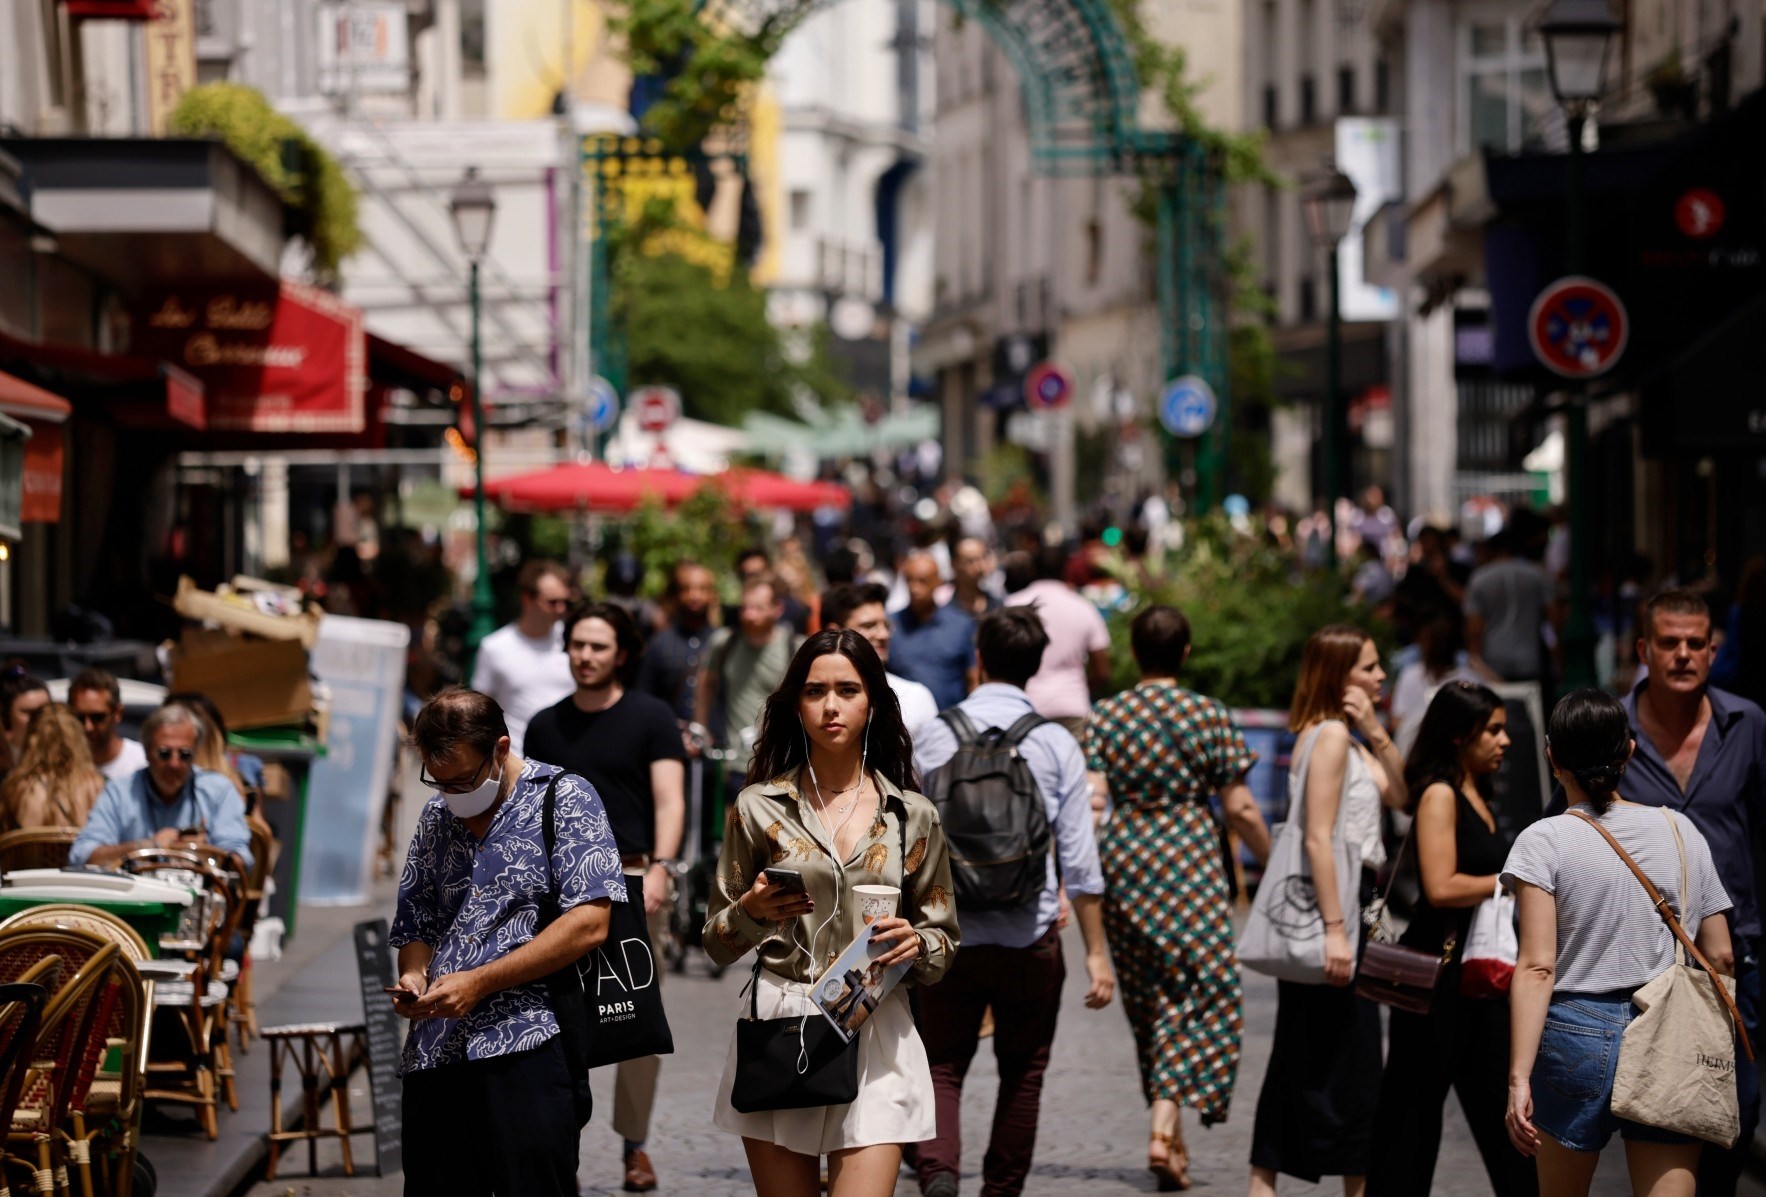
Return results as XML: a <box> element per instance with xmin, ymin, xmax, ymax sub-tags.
<box><xmin>1547</xmin><ymin>688</ymin><xmax>1632</xmax><ymax>815</ymax></box>
<box><xmin>1403</xmin><ymin>680</ymin><xmax>1504</xmax><ymax>811</ymax></box>
<box><xmin>745</xmin><ymin>629</ymin><xmax>916</xmax><ymax>793</ymax></box>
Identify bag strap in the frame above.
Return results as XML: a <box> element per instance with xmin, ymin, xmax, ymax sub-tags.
<box><xmin>536</xmin><ymin>772</ymin><xmax>566</xmax><ymax>930</ymax></box>
<box><xmin>1000</xmin><ymin>713</ymin><xmax>1047</xmax><ymax>748</ymax></box>
<box><xmin>938</xmin><ymin>708</ymin><xmax>981</xmax><ymax>747</ymax></box>
<box><xmin>1568</xmin><ymin>808</ymin><xmax>1754</xmax><ymax>1062</ymax></box>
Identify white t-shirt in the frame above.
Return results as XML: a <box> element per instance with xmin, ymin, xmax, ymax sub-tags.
<box><xmin>886</xmin><ymin>671</ymin><xmax>938</xmax><ymax>735</ymax></box>
<box><xmin>99</xmin><ymin>737</ymin><xmax>147</xmax><ymax>782</ymax></box>
<box><xmin>470</xmin><ymin>622</ymin><xmax>576</xmax><ymax>755</ymax></box>
<box><xmin>1502</xmin><ymin>804</ymin><xmax>1731</xmax><ymax>993</ymax></box>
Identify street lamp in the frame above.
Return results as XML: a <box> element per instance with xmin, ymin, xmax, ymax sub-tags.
<box><xmin>1539</xmin><ymin>0</ymin><xmax>1619</xmax><ymax>690</ymax></box>
<box><xmin>1302</xmin><ymin>162</ymin><xmax>1358</xmax><ymax>568</ymax></box>
<box><xmin>450</xmin><ymin>166</ymin><xmax>498</xmax><ymax>666</ymax></box>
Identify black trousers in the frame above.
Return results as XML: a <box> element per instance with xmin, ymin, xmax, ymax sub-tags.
<box><xmin>402</xmin><ymin>1036</ymin><xmax>591</xmax><ymax>1196</ymax></box>
<box><xmin>1366</xmin><ymin>986</ymin><xmax>1537</xmax><ymax>1197</ymax></box>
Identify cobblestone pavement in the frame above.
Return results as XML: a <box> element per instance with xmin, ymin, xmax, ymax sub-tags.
<box><xmin>242</xmin><ymin>923</ymin><xmax>1766</xmax><ymax>1197</ymax></box>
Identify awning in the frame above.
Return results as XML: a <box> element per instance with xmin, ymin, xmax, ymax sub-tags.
<box><xmin>0</xmin><ymin>371</ymin><xmax>73</xmax><ymax>424</ymax></box>
<box><xmin>367</xmin><ymin>334</ymin><xmax>465</xmax><ymax>398</ymax></box>
<box><xmin>0</xmin><ymin>329</ymin><xmax>206</xmax><ymax>431</ymax></box>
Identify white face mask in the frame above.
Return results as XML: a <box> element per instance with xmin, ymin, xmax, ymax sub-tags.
<box><xmin>440</xmin><ymin>759</ymin><xmax>504</xmax><ymax>819</ymax></box>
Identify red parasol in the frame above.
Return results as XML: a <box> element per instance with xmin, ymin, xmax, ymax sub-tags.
<box><xmin>468</xmin><ymin>462</ymin><xmax>849</xmax><ymax>514</ymax></box>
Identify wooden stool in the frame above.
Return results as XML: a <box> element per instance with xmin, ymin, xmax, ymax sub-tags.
<box><xmin>263</xmin><ymin>1021</ymin><xmax>367</xmax><ymax>1179</ymax></box>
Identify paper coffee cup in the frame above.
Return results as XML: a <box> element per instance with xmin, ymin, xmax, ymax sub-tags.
<box><xmin>853</xmin><ymin>884</ymin><xmax>899</xmax><ymax>924</ymax></box>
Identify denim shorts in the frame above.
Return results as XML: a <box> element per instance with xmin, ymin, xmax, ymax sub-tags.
<box><xmin>1532</xmin><ymin>991</ymin><xmax>1698</xmax><ymax>1152</ymax></box>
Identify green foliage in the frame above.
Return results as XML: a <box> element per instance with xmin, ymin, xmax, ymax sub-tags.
<box><xmin>1100</xmin><ymin>516</ymin><xmax>1383</xmax><ymax>709</ymax></box>
<box><xmin>167</xmin><ymin>83</ymin><xmax>362</xmax><ymax>279</ymax></box>
<box><xmin>973</xmin><ymin>442</ymin><xmax>1046</xmax><ymax>510</ymax></box>
<box><xmin>614</xmin><ymin>0</ymin><xmax>790</xmax><ymax>149</ymax></box>
<box><xmin>611</xmin><ymin>200</ymin><xmax>851</xmax><ymax>424</ymax></box>
<box><xmin>619</xmin><ymin>487</ymin><xmax>753</xmax><ymax>600</ymax></box>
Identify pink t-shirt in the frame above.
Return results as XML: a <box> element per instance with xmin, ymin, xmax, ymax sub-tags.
<box><xmin>1005</xmin><ymin>580</ymin><xmax>1111</xmax><ymax>720</ymax></box>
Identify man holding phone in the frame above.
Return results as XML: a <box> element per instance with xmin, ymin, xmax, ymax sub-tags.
<box><xmin>69</xmin><ymin>704</ymin><xmax>254</xmax><ymax>870</ymax></box>
<box><xmin>391</xmin><ymin>688</ymin><xmax>625</xmax><ymax>1197</ymax></box>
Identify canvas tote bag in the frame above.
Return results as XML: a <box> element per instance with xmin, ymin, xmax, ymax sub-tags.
<box><xmin>1571</xmin><ymin>808</ymin><xmax>1754</xmax><ymax>1147</ymax></box>
<box><xmin>1239</xmin><ymin>725</ymin><xmax>1362</xmax><ymax>983</ymax></box>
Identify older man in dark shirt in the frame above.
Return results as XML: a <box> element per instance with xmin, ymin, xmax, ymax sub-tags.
<box><xmin>1622</xmin><ymin>588</ymin><xmax>1766</xmax><ymax>1197</ymax></box>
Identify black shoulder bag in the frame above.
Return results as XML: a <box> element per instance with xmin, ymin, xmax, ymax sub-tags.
<box><xmin>729</xmin><ymin>794</ymin><xmax>911</xmax><ymax>1112</ymax></box>
<box><xmin>537</xmin><ymin>773</ymin><xmax>676</xmax><ymax>1073</ymax></box>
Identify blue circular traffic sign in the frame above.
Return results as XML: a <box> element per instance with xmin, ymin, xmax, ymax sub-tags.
<box><xmin>1159</xmin><ymin>376</ymin><xmax>1217</xmax><ymax>438</ymax></box>
<box><xmin>584</xmin><ymin>376</ymin><xmax>620</xmax><ymax>433</ymax></box>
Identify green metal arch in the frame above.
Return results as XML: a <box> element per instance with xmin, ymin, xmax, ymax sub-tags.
<box><xmin>703</xmin><ymin>0</ymin><xmax>1166</xmax><ymax>173</ymax></box>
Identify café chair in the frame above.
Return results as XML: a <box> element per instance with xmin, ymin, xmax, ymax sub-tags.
<box><xmin>0</xmin><ymin>832</ymin><xmax>79</xmax><ymax>878</ymax></box>
<box><xmin>260</xmin><ymin>1022</ymin><xmax>367</xmax><ymax>1181</ymax></box>
<box><xmin>0</xmin><ymin>971</ymin><xmax>51</xmax><ymax>1197</ymax></box>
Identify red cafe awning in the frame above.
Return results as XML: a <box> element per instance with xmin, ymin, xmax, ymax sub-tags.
<box><xmin>470</xmin><ymin>462</ymin><xmax>851</xmax><ymax>514</ymax></box>
<box><xmin>0</xmin><ymin>329</ymin><xmax>205</xmax><ymax>430</ymax></box>
<box><xmin>0</xmin><ymin>371</ymin><xmax>71</xmax><ymax>525</ymax></box>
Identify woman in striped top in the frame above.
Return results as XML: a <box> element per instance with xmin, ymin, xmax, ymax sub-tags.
<box><xmin>1503</xmin><ymin>689</ymin><xmax>1733</xmax><ymax>1197</ymax></box>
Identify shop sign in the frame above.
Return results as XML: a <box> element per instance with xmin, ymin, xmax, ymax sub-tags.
<box><xmin>132</xmin><ymin>281</ymin><xmax>366</xmax><ymax>433</ymax></box>
<box><xmin>21</xmin><ymin>423</ymin><xmax>62</xmax><ymax>524</ymax></box>
<box><xmin>144</xmin><ymin>0</ymin><xmax>196</xmax><ymax>136</ymax></box>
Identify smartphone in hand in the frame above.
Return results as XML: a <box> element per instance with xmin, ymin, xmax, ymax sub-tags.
<box><xmin>384</xmin><ymin>985</ymin><xmax>417</xmax><ymax>1004</ymax></box>
<box><xmin>763</xmin><ymin>867</ymin><xmax>808</xmax><ymax>893</ymax></box>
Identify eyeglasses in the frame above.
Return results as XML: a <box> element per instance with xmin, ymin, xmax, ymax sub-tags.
<box><xmin>75</xmin><ymin>711</ymin><xmax>112</xmax><ymax>727</ymax></box>
<box><xmin>154</xmin><ymin>747</ymin><xmax>195</xmax><ymax>763</ymax></box>
<box><xmin>420</xmin><ymin>755</ymin><xmax>494</xmax><ymax>794</ymax></box>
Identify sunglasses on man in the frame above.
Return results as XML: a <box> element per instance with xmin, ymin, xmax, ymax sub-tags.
<box><xmin>154</xmin><ymin>746</ymin><xmax>195</xmax><ymax>763</ymax></box>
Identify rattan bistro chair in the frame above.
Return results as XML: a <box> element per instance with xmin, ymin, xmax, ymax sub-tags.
<box><xmin>0</xmin><ymin>832</ymin><xmax>78</xmax><ymax>877</ymax></box>
<box><xmin>0</xmin><ymin>909</ymin><xmax>152</xmax><ymax>1197</ymax></box>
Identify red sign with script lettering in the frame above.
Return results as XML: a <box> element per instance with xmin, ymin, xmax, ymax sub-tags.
<box><xmin>132</xmin><ymin>281</ymin><xmax>366</xmax><ymax>433</ymax></box>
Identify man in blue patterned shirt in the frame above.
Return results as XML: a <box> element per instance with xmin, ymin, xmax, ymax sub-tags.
<box><xmin>390</xmin><ymin>688</ymin><xmax>627</xmax><ymax>1196</ymax></box>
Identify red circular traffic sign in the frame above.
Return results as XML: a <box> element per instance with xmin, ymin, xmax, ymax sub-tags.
<box><xmin>632</xmin><ymin>385</ymin><xmax>680</xmax><ymax>434</ymax></box>
<box><xmin>1024</xmin><ymin>361</ymin><xmax>1075</xmax><ymax>411</ymax></box>
<box><xmin>1675</xmin><ymin>188</ymin><xmax>1726</xmax><ymax>240</ymax></box>
<box><xmin>1527</xmin><ymin>277</ymin><xmax>1628</xmax><ymax>379</ymax></box>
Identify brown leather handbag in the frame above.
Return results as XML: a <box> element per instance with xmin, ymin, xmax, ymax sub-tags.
<box><xmin>1354</xmin><ymin>824</ymin><xmax>1456</xmax><ymax>1015</ymax></box>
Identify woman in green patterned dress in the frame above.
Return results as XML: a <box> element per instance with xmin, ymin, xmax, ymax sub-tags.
<box><xmin>1086</xmin><ymin>605</ymin><xmax>1272</xmax><ymax>1190</ymax></box>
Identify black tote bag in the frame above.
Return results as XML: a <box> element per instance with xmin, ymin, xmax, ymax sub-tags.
<box><xmin>537</xmin><ymin>773</ymin><xmax>676</xmax><ymax>1072</ymax></box>
<box><xmin>730</xmin><ymin>960</ymin><xmax>861</xmax><ymax>1112</ymax></box>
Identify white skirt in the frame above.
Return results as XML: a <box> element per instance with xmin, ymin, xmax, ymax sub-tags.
<box><xmin>711</xmin><ymin>968</ymin><xmax>935</xmax><ymax>1155</ymax></box>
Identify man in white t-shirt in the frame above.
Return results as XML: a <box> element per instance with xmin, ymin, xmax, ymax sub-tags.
<box><xmin>820</xmin><ymin>582</ymin><xmax>939</xmax><ymax>733</ymax></box>
<box><xmin>1004</xmin><ymin>547</ymin><xmax>1111</xmax><ymax>740</ymax></box>
<box><xmin>69</xmin><ymin>668</ymin><xmax>148</xmax><ymax>781</ymax></box>
<box><xmin>470</xmin><ymin>559</ymin><xmax>576</xmax><ymax>755</ymax></box>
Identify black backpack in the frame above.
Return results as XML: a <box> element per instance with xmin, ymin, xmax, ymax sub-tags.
<box><xmin>924</xmin><ymin>709</ymin><xmax>1052</xmax><ymax>912</ymax></box>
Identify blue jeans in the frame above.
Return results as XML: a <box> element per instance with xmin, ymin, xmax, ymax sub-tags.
<box><xmin>1697</xmin><ymin>946</ymin><xmax>1760</xmax><ymax>1196</ymax></box>
<box><xmin>1533</xmin><ymin>991</ymin><xmax>1697</xmax><ymax>1153</ymax></box>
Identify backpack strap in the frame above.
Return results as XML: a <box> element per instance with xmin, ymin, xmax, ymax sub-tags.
<box><xmin>938</xmin><ymin>708</ymin><xmax>981</xmax><ymax>746</ymax></box>
<box><xmin>1568</xmin><ymin>807</ymin><xmax>1754</xmax><ymax>1061</ymax></box>
<box><xmin>1000</xmin><ymin>713</ymin><xmax>1047</xmax><ymax>748</ymax></box>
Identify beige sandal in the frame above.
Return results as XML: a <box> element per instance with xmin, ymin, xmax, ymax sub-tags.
<box><xmin>1148</xmin><ymin>1130</ymin><xmax>1191</xmax><ymax>1192</ymax></box>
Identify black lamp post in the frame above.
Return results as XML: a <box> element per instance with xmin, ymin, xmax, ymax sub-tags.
<box><xmin>1302</xmin><ymin>163</ymin><xmax>1359</xmax><ymax>569</ymax></box>
<box><xmin>1539</xmin><ymin>0</ymin><xmax>1620</xmax><ymax>690</ymax></box>
<box><xmin>450</xmin><ymin>166</ymin><xmax>498</xmax><ymax>666</ymax></box>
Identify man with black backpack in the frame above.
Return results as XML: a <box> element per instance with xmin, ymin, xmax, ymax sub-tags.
<box><xmin>910</xmin><ymin>606</ymin><xmax>1114</xmax><ymax>1197</ymax></box>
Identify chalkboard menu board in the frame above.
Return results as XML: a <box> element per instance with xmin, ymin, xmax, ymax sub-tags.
<box><xmin>354</xmin><ymin>919</ymin><xmax>403</xmax><ymax>1177</ymax></box>
<box><xmin>1489</xmin><ymin>683</ymin><xmax>1551</xmax><ymax>845</ymax></box>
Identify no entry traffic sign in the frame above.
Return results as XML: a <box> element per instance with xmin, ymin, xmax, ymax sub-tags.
<box><xmin>1159</xmin><ymin>376</ymin><xmax>1217</xmax><ymax>438</ymax></box>
<box><xmin>632</xmin><ymin>385</ymin><xmax>681</xmax><ymax>434</ymax></box>
<box><xmin>1024</xmin><ymin>362</ymin><xmax>1075</xmax><ymax>411</ymax></box>
<box><xmin>1528</xmin><ymin>277</ymin><xmax>1628</xmax><ymax>379</ymax></box>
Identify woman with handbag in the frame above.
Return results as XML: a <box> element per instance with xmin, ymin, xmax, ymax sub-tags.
<box><xmin>1367</xmin><ymin>681</ymin><xmax>1537</xmax><ymax>1196</ymax></box>
<box><xmin>703</xmin><ymin>629</ymin><xmax>959</xmax><ymax>1197</ymax></box>
<box><xmin>1504</xmin><ymin>689</ymin><xmax>1736</xmax><ymax>1197</ymax></box>
<box><xmin>1087</xmin><ymin>605</ymin><xmax>1273</xmax><ymax>1190</ymax></box>
<box><xmin>1248</xmin><ymin>624</ymin><xmax>1407</xmax><ymax>1196</ymax></box>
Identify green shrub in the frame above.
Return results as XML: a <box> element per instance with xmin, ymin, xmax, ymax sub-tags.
<box><xmin>168</xmin><ymin>83</ymin><xmax>362</xmax><ymax>279</ymax></box>
<box><xmin>1101</xmin><ymin>516</ymin><xmax>1386</xmax><ymax>710</ymax></box>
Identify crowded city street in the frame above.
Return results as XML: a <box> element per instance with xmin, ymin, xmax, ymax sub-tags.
<box><xmin>2</xmin><ymin>0</ymin><xmax>1765</xmax><ymax>1192</ymax></box>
